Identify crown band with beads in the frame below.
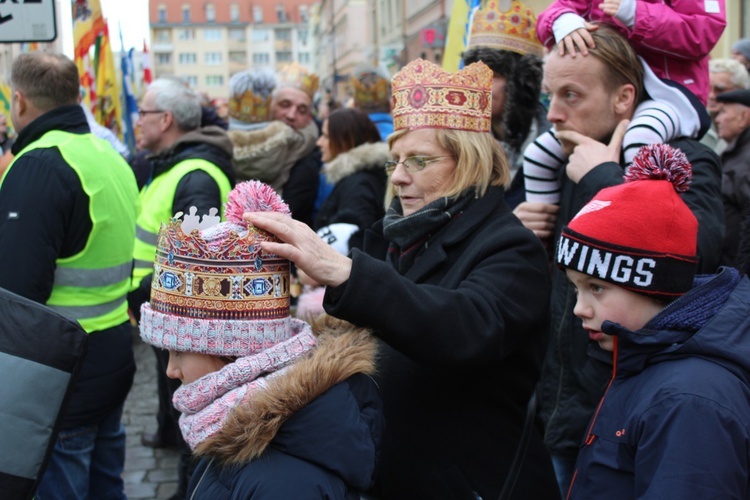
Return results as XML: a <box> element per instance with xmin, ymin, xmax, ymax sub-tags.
<box><xmin>391</xmin><ymin>59</ymin><xmax>492</xmax><ymax>132</ymax></box>
<box><xmin>467</xmin><ymin>0</ymin><xmax>543</xmax><ymax>57</ymax></box>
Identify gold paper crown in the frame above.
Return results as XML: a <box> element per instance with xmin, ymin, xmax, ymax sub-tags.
<box><xmin>467</xmin><ymin>0</ymin><xmax>543</xmax><ymax>57</ymax></box>
<box><xmin>277</xmin><ymin>62</ymin><xmax>319</xmax><ymax>101</ymax></box>
<box><xmin>350</xmin><ymin>65</ymin><xmax>391</xmax><ymax>112</ymax></box>
<box><xmin>229</xmin><ymin>92</ymin><xmax>272</xmax><ymax>124</ymax></box>
<box><xmin>391</xmin><ymin>59</ymin><xmax>492</xmax><ymax>133</ymax></box>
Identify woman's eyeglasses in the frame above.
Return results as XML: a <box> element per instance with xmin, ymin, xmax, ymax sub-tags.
<box><xmin>384</xmin><ymin>156</ymin><xmax>451</xmax><ymax>174</ymax></box>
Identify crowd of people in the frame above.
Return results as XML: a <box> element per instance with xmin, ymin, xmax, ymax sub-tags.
<box><xmin>1</xmin><ymin>0</ymin><xmax>750</xmax><ymax>498</ymax></box>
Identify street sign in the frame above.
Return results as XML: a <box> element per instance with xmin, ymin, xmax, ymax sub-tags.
<box><xmin>0</xmin><ymin>0</ymin><xmax>57</xmax><ymax>43</ymax></box>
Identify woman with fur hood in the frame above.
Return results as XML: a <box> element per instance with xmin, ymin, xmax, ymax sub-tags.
<box><xmin>139</xmin><ymin>181</ymin><xmax>383</xmax><ymax>498</ymax></box>
<box><xmin>296</xmin><ymin>108</ymin><xmax>390</xmax><ymax>319</ymax></box>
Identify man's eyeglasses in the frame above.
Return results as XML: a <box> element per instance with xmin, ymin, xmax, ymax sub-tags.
<box><xmin>384</xmin><ymin>156</ymin><xmax>452</xmax><ymax>174</ymax></box>
<box><xmin>138</xmin><ymin>108</ymin><xmax>165</xmax><ymax>118</ymax></box>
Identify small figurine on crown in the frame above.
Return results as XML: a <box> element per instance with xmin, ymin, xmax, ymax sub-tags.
<box><xmin>391</xmin><ymin>58</ymin><xmax>493</xmax><ymax>133</ymax></box>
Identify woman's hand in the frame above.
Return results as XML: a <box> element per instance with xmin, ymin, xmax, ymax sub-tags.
<box><xmin>244</xmin><ymin>212</ymin><xmax>352</xmax><ymax>287</ymax></box>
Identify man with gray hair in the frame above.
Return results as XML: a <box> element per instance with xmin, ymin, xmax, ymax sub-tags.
<box><xmin>702</xmin><ymin>58</ymin><xmax>750</xmax><ymax>154</ymax></box>
<box><xmin>0</xmin><ymin>52</ymin><xmax>138</xmax><ymax>499</ymax></box>
<box><xmin>129</xmin><ymin>77</ymin><xmax>235</xmax><ymax>498</ymax></box>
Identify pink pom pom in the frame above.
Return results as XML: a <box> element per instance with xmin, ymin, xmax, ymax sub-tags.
<box><xmin>625</xmin><ymin>144</ymin><xmax>692</xmax><ymax>193</ymax></box>
<box><xmin>223</xmin><ymin>180</ymin><xmax>291</xmax><ymax>224</ymax></box>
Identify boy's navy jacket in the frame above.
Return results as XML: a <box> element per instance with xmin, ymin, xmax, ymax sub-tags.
<box><xmin>569</xmin><ymin>267</ymin><xmax>750</xmax><ymax>499</ymax></box>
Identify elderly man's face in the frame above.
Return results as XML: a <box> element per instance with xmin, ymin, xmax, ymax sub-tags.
<box><xmin>707</xmin><ymin>71</ymin><xmax>739</xmax><ymax>118</ymax></box>
<box><xmin>271</xmin><ymin>87</ymin><xmax>313</xmax><ymax>130</ymax></box>
<box><xmin>715</xmin><ymin>102</ymin><xmax>750</xmax><ymax>142</ymax></box>
<box><xmin>543</xmin><ymin>52</ymin><xmax>631</xmax><ymax>155</ymax></box>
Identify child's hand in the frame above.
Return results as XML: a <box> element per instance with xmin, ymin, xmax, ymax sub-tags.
<box><xmin>599</xmin><ymin>0</ymin><xmax>621</xmax><ymax>16</ymax></box>
<box><xmin>558</xmin><ymin>22</ymin><xmax>598</xmax><ymax>57</ymax></box>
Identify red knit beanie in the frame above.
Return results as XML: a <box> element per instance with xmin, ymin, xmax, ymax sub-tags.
<box><xmin>556</xmin><ymin>144</ymin><xmax>698</xmax><ymax>300</ymax></box>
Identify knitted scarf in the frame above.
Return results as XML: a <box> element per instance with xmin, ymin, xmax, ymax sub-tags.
<box><xmin>172</xmin><ymin>319</ymin><xmax>317</xmax><ymax>451</ymax></box>
<box><xmin>382</xmin><ymin>192</ymin><xmax>474</xmax><ymax>273</ymax></box>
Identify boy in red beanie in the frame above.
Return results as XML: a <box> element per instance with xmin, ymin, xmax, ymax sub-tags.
<box><xmin>557</xmin><ymin>144</ymin><xmax>750</xmax><ymax>499</ymax></box>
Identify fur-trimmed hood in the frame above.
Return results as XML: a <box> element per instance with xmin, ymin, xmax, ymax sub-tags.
<box><xmin>229</xmin><ymin>120</ymin><xmax>319</xmax><ymax>192</ymax></box>
<box><xmin>324</xmin><ymin>141</ymin><xmax>390</xmax><ymax>184</ymax></box>
<box><xmin>193</xmin><ymin>315</ymin><xmax>381</xmax><ymax>489</ymax></box>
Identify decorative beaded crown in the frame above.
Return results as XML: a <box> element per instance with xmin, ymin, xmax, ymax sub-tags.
<box><xmin>351</xmin><ymin>63</ymin><xmax>391</xmax><ymax>113</ymax></box>
<box><xmin>277</xmin><ymin>62</ymin><xmax>319</xmax><ymax>101</ymax></box>
<box><xmin>391</xmin><ymin>58</ymin><xmax>492</xmax><ymax>132</ymax></box>
<box><xmin>467</xmin><ymin>0</ymin><xmax>543</xmax><ymax>57</ymax></box>
<box><xmin>228</xmin><ymin>70</ymin><xmax>277</xmax><ymax>124</ymax></box>
<box><xmin>140</xmin><ymin>182</ymin><xmax>296</xmax><ymax>356</ymax></box>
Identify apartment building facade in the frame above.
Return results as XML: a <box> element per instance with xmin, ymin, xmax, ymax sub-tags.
<box><xmin>149</xmin><ymin>0</ymin><xmax>316</xmax><ymax>99</ymax></box>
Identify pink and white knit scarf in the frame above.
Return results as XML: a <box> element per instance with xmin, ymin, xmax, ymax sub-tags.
<box><xmin>173</xmin><ymin>319</ymin><xmax>317</xmax><ymax>450</ymax></box>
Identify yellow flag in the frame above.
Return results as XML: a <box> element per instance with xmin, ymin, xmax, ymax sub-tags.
<box><xmin>95</xmin><ymin>24</ymin><xmax>124</xmax><ymax>140</ymax></box>
<box><xmin>73</xmin><ymin>0</ymin><xmax>105</xmax><ymax>111</ymax></box>
<box><xmin>442</xmin><ymin>0</ymin><xmax>481</xmax><ymax>72</ymax></box>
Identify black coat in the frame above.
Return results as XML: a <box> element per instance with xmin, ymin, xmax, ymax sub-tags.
<box><xmin>538</xmin><ymin>137</ymin><xmax>726</xmax><ymax>458</ymax></box>
<box><xmin>324</xmin><ymin>186</ymin><xmax>559</xmax><ymax>499</ymax></box>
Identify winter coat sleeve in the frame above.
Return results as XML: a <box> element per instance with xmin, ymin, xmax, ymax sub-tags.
<box><xmin>0</xmin><ymin>150</ymin><xmax>91</xmax><ymax>303</ymax></box>
<box><xmin>324</xmin><ymin>218</ymin><xmax>550</xmax><ymax>368</ymax></box>
<box><xmin>282</xmin><ymin>149</ymin><xmax>322</xmax><ymax>227</ymax></box>
<box><xmin>577</xmin><ymin>139</ymin><xmax>724</xmax><ymax>273</ymax></box>
<box><xmin>536</xmin><ymin>0</ymin><xmax>587</xmax><ymax>48</ymax></box>
<box><xmin>632</xmin><ymin>395</ymin><xmax>749</xmax><ymax>498</ymax></box>
<box><xmin>629</xmin><ymin>0</ymin><xmax>726</xmax><ymax>60</ymax></box>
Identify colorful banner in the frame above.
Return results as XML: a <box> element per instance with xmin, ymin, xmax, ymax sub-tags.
<box><xmin>73</xmin><ymin>0</ymin><xmax>105</xmax><ymax>113</ymax></box>
<box><xmin>442</xmin><ymin>0</ymin><xmax>482</xmax><ymax>72</ymax></box>
<box><xmin>142</xmin><ymin>40</ymin><xmax>153</xmax><ymax>86</ymax></box>
<box><xmin>0</xmin><ymin>82</ymin><xmax>11</xmax><ymax>134</ymax></box>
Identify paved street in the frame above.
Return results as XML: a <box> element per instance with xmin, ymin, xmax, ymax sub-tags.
<box><xmin>122</xmin><ymin>327</ymin><xmax>180</xmax><ymax>499</ymax></box>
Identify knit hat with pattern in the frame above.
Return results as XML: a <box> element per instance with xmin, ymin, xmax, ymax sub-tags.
<box><xmin>556</xmin><ymin>144</ymin><xmax>698</xmax><ymax>300</ymax></box>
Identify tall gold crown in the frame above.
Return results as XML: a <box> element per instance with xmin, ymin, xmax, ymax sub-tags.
<box><xmin>350</xmin><ymin>64</ymin><xmax>391</xmax><ymax>113</ymax></box>
<box><xmin>391</xmin><ymin>59</ymin><xmax>492</xmax><ymax>133</ymax></box>
<box><xmin>277</xmin><ymin>62</ymin><xmax>319</xmax><ymax>101</ymax></box>
<box><xmin>467</xmin><ymin>0</ymin><xmax>543</xmax><ymax>57</ymax></box>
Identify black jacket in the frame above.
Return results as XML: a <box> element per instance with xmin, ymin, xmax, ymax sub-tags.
<box><xmin>324</xmin><ymin>187</ymin><xmax>560</xmax><ymax>499</ymax></box>
<box><xmin>0</xmin><ymin>105</ymin><xmax>137</xmax><ymax>427</ymax></box>
<box><xmin>537</xmin><ymin>137</ymin><xmax>725</xmax><ymax>457</ymax></box>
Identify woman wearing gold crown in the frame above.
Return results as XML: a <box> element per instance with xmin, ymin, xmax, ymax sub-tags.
<box><xmin>247</xmin><ymin>59</ymin><xmax>559</xmax><ymax>499</ymax></box>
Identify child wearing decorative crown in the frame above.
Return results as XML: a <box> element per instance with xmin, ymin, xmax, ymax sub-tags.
<box><xmin>523</xmin><ymin>0</ymin><xmax>725</xmax><ymax>205</ymax></box>
<box><xmin>139</xmin><ymin>181</ymin><xmax>383</xmax><ymax>498</ymax></box>
<box><xmin>556</xmin><ymin>144</ymin><xmax>750</xmax><ymax>498</ymax></box>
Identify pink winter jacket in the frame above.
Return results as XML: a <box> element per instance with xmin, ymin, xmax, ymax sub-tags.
<box><xmin>536</xmin><ymin>0</ymin><xmax>726</xmax><ymax>104</ymax></box>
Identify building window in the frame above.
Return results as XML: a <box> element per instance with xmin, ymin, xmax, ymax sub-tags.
<box><xmin>206</xmin><ymin>75</ymin><xmax>225</xmax><ymax>87</ymax></box>
<box><xmin>229</xmin><ymin>51</ymin><xmax>247</xmax><ymax>64</ymax></box>
<box><xmin>298</xmin><ymin>29</ymin><xmax>307</xmax><ymax>45</ymax></box>
<box><xmin>158</xmin><ymin>5</ymin><xmax>167</xmax><ymax>23</ymax></box>
<box><xmin>299</xmin><ymin>5</ymin><xmax>308</xmax><ymax>22</ymax></box>
<box><xmin>204</xmin><ymin>29</ymin><xmax>221</xmax><ymax>41</ymax></box>
<box><xmin>177</xmin><ymin>29</ymin><xmax>195</xmax><ymax>40</ymax></box>
<box><xmin>251</xmin><ymin>29</ymin><xmax>270</xmax><ymax>42</ymax></box>
<box><xmin>277</xmin><ymin>5</ymin><xmax>286</xmax><ymax>23</ymax></box>
<box><xmin>182</xmin><ymin>5</ymin><xmax>190</xmax><ymax>23</ymax></box>
<box><xmin>156</xmin><ymin>53</ymin><xmax>172</xmax><ymax>64</ymax></box>
<box><xmin>230</xmin><ymin>3</ymin><xmax>240</xmax><ymax>22</ymax></box>
<box><xmin>229</xmin><ymin>28</ymin><xmax>246</xmax><ymax>41</ymax></box>
<box><xmin>183</xmin><ymin>75</ymin><xmax>198</xmax><ymax>87</ymax></box>
<box><xmin>276</xmin><ymin>51</ymin><xmax>292</xmax><ymax>62</ymax></box>
<box><xmin>206</xmin><ymin>3</ymin><xmax>215</xmax><ymax>22</ymax></box>
<box><xmin>178</xmin><ymin>52</ymin><xmax>197</xmax><ymax>64</ymax></box>
<box><xmin>155</xmin><ymin>29</ymin><xmax>170</xmax><ymax>42</ymax></box>
<box><xmin>298</xmin><ymin>52</ymin><xmax>310</xmax><ymax>64</ymax></box>
<box><xmin>276</xmin><ymin>28</ymin><xmax>291</xmax><ymax>41</ymax></box>
<box><xmin>205</xmin><ymin>52</ymin><xmax>223</xmax><ymax>65</ymax></box>
<box><xmin>252</xmin><ymin>53</ymin><xmax>270</xmax><ymax>65</ymax></box>
<box><xmin>253</xmin><ymin>6</ymin><xmax>263</xmax><ymax>23</ymax></box>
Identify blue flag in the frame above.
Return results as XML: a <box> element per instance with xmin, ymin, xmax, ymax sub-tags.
<box><xmin>119</xmin><ymin>25</ymin><xmax>139</xmax><ymax>156</ymax></box>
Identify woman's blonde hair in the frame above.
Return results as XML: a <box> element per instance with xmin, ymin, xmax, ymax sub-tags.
<box><xmin>384</xmin><ymin>128</ymin><xmax>510</xmax><ymax>207</ymax></box>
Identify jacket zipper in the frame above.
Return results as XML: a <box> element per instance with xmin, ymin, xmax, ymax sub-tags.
<box><xmin>189</xmin><ymin>458</ymin><xmax>213</xmax><ymax>500</ymax></box>
<box><xmin>566</xmin><ymin>337</ymin><xmax>619</xmax><ymax>499</ymax></box>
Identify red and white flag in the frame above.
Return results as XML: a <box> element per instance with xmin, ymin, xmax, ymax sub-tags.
<box><xmin>142</xmin><ymin>39</ymin><xmax>153</xmax><ymax>85</ymax></box>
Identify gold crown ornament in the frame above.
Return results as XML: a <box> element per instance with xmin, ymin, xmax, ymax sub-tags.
<box><xmin>228</xmin><ymin>69</ymin><xmax>276</xmax><ymax>124</ymax></box>
<box><xmin>467</xmin><ymin>0</ymin><xmax>543</xmax><ymax>57</ymax></box>
<box><xmin>391</xmin><ymin>59</ymin><xmax>492</xmax><ymax>133</ymax></box>
<box><xmin>350</xmin><ymin>63</ymin><xmax>391</xmax><ymax>113</ymax></box>
<box><xmin>277</xmin><ymin>62</ymin><xmax>319</xmax><ymax>101</ymax></box>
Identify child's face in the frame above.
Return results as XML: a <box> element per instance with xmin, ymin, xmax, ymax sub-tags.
<box><xmin>166</xmin><ymin>350</ymin><xmax>227</xmax><ymax>384</ymax></box>
<box><xmin>566</xmin><ymin>269</ymin><xmax>666</xmax><ymax>352</ymax></box>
